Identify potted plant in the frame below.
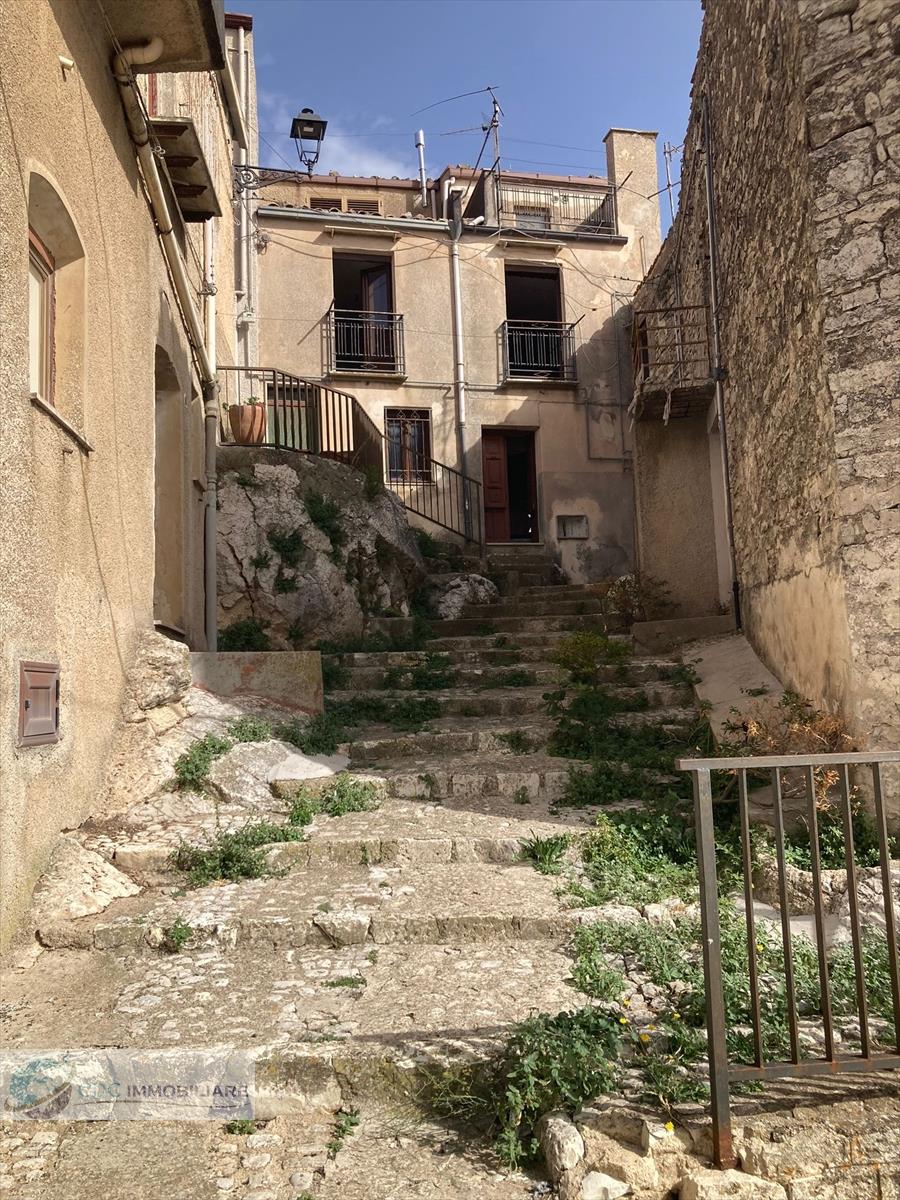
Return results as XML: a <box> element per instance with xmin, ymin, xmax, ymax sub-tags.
<box><xmin>226</xmin><ymin>397</ymin><xmax>266</xmax><ymax>446</ymax></box>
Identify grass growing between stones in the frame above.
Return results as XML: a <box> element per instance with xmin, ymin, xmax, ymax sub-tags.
<box><xmin>496</xmin><ymin>730</ymin><xmax>535</xmax><ymax>755</ymax></box>
<box><xmin>518</xmin><ymin>832</ymin><xmax>570</xmax><ymax>875</ymax></box>
<box><xmin>287</xmin><ymin>775</ymin><xmax>380</xmax><ymax>825</ymax></box>
<box><xmin>476</xmin><ymin>668</ymin><xmax>537</xmax><ymax>690</ymax></box>
<box><xmin>380</xmin><ymin>652</ymin><xmax>458</xmax><ymax>691</ymax></box>
<box><xmin>326</xmin><ymin>1109</ymin><xmax>360</xmax><ymax>1158</ymax></box>
<box><xmin>171</xmin><ymin>820</ymin><xmax>307</xmax><ymax>887</ymax></box>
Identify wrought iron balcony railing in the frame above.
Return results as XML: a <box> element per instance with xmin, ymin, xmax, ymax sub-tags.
<box><xmin>217</xmin><ymin>366</ymin><xmax>482</xmax><ymax>547</ymax></box>
<box><xmin>502</xmin><ymin>319</ymin><xmax>577</xmax><ymax>383</ymax></box>
<box><xmin>326</xmin><ymin>306</ymin><xmax>405</xmax><ymax>376</ymax></box>
<box><xmin>498</xmin><ymin>181</ymin><xmax>617</xmax><ymax>237</ymax></box>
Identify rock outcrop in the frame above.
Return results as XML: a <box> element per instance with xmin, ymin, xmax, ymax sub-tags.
<box><xmin>217</xmin><ymin>449</ymin><xmax>425</xmax><ymax>648</ymax></box>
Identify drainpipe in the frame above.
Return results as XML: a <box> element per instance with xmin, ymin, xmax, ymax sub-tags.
<box><xmin>237</xmin><ymin>23</ymin><xmax>251</xmax><ymax>366</ymax></box>
<box><xmin>700</xmin><ymin>93</ymin><xmax>741</xmax><ymax>630</ymax></box>
<box><xmin>448</xmin><ymin>191</ymin><xmax>471</xmax><ymax>540</ymax></box>
<box><xmin>112</xmin><ymin>39</ymin><xmax>219</xmax><ymax>650</ymax></box>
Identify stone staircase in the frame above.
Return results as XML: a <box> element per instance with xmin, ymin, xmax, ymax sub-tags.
<box><xmin>0</xmin><ymin>571</ymin><xmax>697</xmax><ymax>1199</ymax></box>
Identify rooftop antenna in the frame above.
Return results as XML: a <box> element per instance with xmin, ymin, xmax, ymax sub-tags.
<box><xmin>486</xmin><ymin>86</ymin><xmax>503</xmax><ymax>169</ymax></box>
<box><xmin>663</xmin><ymin>141</ymin><xmax>683</xmax><ymax>224</ymax></box>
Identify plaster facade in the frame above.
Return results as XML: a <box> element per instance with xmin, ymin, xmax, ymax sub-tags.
<box><xmin>0</xmin><ymin>0</ymin><xmax>249</xmax><ymax>948</ymax></box>
<box><xmin>255</xmin><ymin>131</ymin><xmax>662</xmax><ymax>581</ymax></box>
<box><xmin>632</xmin><ymin>0</ymin><xmax>899</xmax><ymax>752</ymax></box>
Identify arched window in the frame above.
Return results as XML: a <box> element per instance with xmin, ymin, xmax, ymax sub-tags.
<box><xmin>27</xmin><ymin>172</ymin><xmax>85</xmax><ymax>426</ymax></box>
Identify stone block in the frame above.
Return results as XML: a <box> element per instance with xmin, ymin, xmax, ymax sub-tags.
<box><xmin>538</xmin><ymin>1111</ymin><xmax>586</xmax><ymax>1182</ymax></box>
<box><xmin>580</xmin><ymin>1170</ymin><xmax>631</xmax><ymax>1200</ymax></box>
<box><xmin>786</xmin><ymin>1165</ymin><xmax>880</xmax><ymax>1200</ymax></box>
<box><xmin>680</xmin><ymin>1167</ymin><xmax>787</xmax><ymax>1199</ymax></box>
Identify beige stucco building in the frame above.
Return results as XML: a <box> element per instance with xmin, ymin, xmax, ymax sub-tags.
<box><xmin>0</xmin><ymin>0</ymin><xmax>257</xmax><ymax>949</ymax></box>
<box><xmin>631</xmin><ymin>0</ymin><xmax>899</xmax><ymax>753</ymax></box>
<box><xmin>251</xmin><ymin>131</ymin><xmax>662</xmax><ymax>580</ymax></box>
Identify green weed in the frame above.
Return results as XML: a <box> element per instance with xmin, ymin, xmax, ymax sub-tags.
<box><xmin>519</xmin><ymin>832</ymin><xmax>570</xmax><ymax>875</ymax></box>
<box><xmin>171</xmin><ymin>821</ymin><xmax>306</xmax><ymax>887</ymax></box>
<box><xmin>477</xmin><ymin>668</ymin><xmax>536</xmax><ymax>690</ymax></box>
<box><xmin>267</xmin><ymin>527</ymin><xmax>306</xmax><ymax>568</ymax></box>
<box><xmin>172</xmin><ymin>734</ymin><xmax>232</xmax><ymax>792</ymax></box>
<box><xmin>327</xmin><ymin>1109</ymin><xmax>360</xmax><ymax>1157</ymax></box>
<box><xmin>160</xmin><ymin>916</ymin><xmax>193</xmax><ymax>954</ymax></box>
<box><xmin>496</xmin><ymin>730</ymin><xmax>534</xmax><ymax>755</ymax></box>
<box><xmin>305</xmin><ymin>491</ymin><xmax>346</xmax><ymax>550</ymax></box>
<box><xmin>218</xmin><ymin>618</ymin><xmax>271</xmax><ymax>652</ymax></box>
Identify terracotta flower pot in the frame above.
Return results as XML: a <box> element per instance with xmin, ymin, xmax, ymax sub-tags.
<box><xmin>228</xmin><ymin>403</ymin><xmax>267</xmax><ymax>446</ymax></box>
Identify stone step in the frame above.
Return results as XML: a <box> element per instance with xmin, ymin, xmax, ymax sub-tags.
<box><xmin>427</xmin><ymin>628</ymin><xmax>628</xmax><ymax>657</ymax></box>
<box><xmin>425</xmin><ymin>613</ymin><xmax>627</xmax><ymax>638</ymax></box>
<box><xmin>45</xmin><ymin>860</ymin><xmax>584</xmax><ymax>956</ymax></box>
<box><xmin>516</xmin><ymin>582</ymin><xmax>612</xmax><ymax>598</ymax></box>
<box><xmin>0</xmin><ymin>935</ymin><xmax>581</xmax><ymax>1113</ymax></box>
<box><xmin>326</xmin><ymin>647</ymin><xmax>678</xmax><ymax>680</ymax></box>
<box><xmin>462</xmin><ymin>597</ymin><xmax>607</xmax><ymax>619</ymax></box>
<box><xmin>329</xmin><ymin>683</ymin><xmax>689</xmax><ymax>720</ymax></box>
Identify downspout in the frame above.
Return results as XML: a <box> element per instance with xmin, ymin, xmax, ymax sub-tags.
<box><xmin>112</xmin><ymin>39</ymin><xmax>219</xmax><ymax>650</ymax></box>
<box><xmin>700</xmin><ymin>93</ymin><xmax>741</xmax><ymax>630</ymax></box>
<box><xmin>447</xmin><ymin>191</ymin><xmax>471</xmax><ymax>539</ymax></box>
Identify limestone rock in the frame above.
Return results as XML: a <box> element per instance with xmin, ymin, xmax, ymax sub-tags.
<box><xmin>680</xmin><ymin>1167</ymin><xmax>788</xmax><ymax>1200</ymax></box>
<box><xmin>539</xmin><ymin>1111</ymin><xmax>586</xmax><ymax>1182</ymax></box>
<box><xmin>312</xmin><ymin>911</ymin><xmax>371</xmax><ymax>946</ymax></box>
<box><xmin>32</xmin><ymin>835</ymin><xmax>140</xmax><ymax>925</ymax></box>
<box><xmin>206</xmin><ymin>740</ymin><xmax>300</xmax><ymax>811</ymax></box>
<box><xmin>581</xmin><ymin>1171</ymin><xmax>631</xmax><ymax>1200</ymax></box>
<box><xmin>125</xmin><ymin>630</ymin><xmax>192</xmax><ymax>715</ymax></box>
<box><xmin>216</xmin><ymin>451</ymin><xmax>424</xmax><ymax>648</ymax></box>
<box><xmin>267</xmin><ymin>750</ymin><xmax>350</xmax><ymax>783</ymax></box>
<box><xmin>426</xmin><ymin>573</ymin><xmax>500</xmax><ymax>619</ymax></box>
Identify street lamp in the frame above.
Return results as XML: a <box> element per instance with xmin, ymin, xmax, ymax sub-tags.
<box><xmin>290</xmin><ymin>108</ymin><xmax>327</xmax><ymax>176</ymax></box>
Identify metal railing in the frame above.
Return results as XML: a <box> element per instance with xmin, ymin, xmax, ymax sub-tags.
<box><xmin>632</xmin><ymin>304</ymin><xmax>711</xmax><ymax>393</ymax></box>
<box><xmin>679</xmin><ymin>750</ymin><xmax>900</xmax><ymax>1169</ymax></box>
<box><xmin>498</xmin><ymin>181</ymin><xmax>617</xmax><ymax>236</ymax></box>
<box><xmin>326</xmin><ymin>306</ymin><xmax>405</xmax><ymax>375</ymax></box>
<box><xmin>502</xmin><ymin>319</ymin><xmax>577</xmax><ymax>382</ymax></box>
<box><xmin>217</xmin><ymin>366</ymin><xmax>482</xmax><ymax>547</ymax></box>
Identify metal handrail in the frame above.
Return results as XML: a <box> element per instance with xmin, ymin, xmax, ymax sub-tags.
<box><xmin>217</xmin><ymin>365</ymin><xmax>483</xmax><ymax>547</ymax></box>
<box><xmin>678</xmin><ymin>750</ymin><xmax>900</xmax><ymax>1169</ymax></box>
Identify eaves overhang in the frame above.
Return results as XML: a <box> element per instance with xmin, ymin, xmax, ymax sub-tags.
<box><xmin>101</xmin><ymin>0</ymin><xmax>225</xmax><ymax>73</ymax></box>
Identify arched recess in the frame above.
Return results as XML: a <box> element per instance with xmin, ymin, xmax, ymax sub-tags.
<box><xmin>154</xmin><ymin>345</ymin><xmax>186</xmax><ymax>633</ymax></box>
<box><xmin>27</xmin><ymin>170</ymin><xmax>86</xmax><ymax>426</ymax></box>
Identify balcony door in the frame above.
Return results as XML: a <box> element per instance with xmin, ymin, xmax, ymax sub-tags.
<box><xmin>482</xmin><ymin>428</ymin><xmax>538</xmax><ymax>543</ymax></box>
<box><xmin>332</xmin><ymin>253</ymin><xmax>395</xmax><ymax>371</ymax></box>
<box><xmin>504</xmin><ymin>266</ymin><xmax>566</xmax><ymax>379</ymax></box>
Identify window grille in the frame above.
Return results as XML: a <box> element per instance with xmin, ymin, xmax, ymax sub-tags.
<box><xmin>385</xmin><ymin>408</ymin><xmax>432</xmax><ymax>482</ymax></box>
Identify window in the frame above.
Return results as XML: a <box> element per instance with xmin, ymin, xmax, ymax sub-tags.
<box><xmin>514</xmin><ymin>205</ymin><xmax>550</xmax><ymax>231</ymax></box>
<box><xmin>28</xmin><ymin>228</ymin><xmax>54</xmax><ymax>402</ymax></box>
<box><xmin>503</xmin><ymin>266</ymin><xmax>574</xmax><ymax>381</ymax></box>
<box><xmin>27</xmin><ymin>172</ymin><xmax>85</xmax><ymax>428</ymax></box>
<box><xmin>386</xmin><ymin>409</ymin><xmax>431</xmax><ymax>482</ymax></box>
<box><xmin>310</xmin><ymin>196</ymin><xmax>340</xmax><ymax>210</ymax></box>
<box><xmin>18</xmin><ymin>661</ymin><xmax>60</xmax><ymax>747</ymax></box>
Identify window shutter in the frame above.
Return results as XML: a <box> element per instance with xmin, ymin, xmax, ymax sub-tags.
<box><xmin>310</xmin><ymin>196</ymin><xmax>340</xmax><ymax>211</ymax></box>
<box><xmin>19</xmin><ymin>661</ymin><xmax>60</xmax><ymax>746</ymax></box>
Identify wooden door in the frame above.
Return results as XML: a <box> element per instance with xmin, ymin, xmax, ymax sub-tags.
<box><xmin>482</xmin><ymin>431</ymin><xmax>510</xmax><ymax>543</ymax></box>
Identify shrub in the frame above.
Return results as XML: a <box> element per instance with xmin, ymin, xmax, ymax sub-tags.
<box><xmin>218</xmin><ymin>618</ymin><xmax>270</xmax><ymax>652</ymax></box>
<box><xmin>226</xmin><ymin>715</ymin><xmax>272</xmax><ymax>743</ymax></box>
<box><xmin>305</xmin><ymin>491</ymin><xmax>346</xmax><ymax>548</ymax></box>
<box><xmin>173</xmin><ymin>733</ymin><xmax>232</xmax><ymax>792</ymax></box>
<box><xmin>553</xmin><ymin>631</ymin><xmax>631</xmax><ymax>682</ymax></box>
<box><xmin>267</xmin><ymin>527</ymin><xmax>306</xmax><ymax>568</ymax></box>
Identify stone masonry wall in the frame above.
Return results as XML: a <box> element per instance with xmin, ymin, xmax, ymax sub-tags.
<box><xmin>633</xmin><ymin>0</ymin><xmax>899</xmax><ymax>751</ymax></box>
<box><xmin>799</xmin><ymin>0</ymin><xmax>900</xmax><ymax>749</ymax></box>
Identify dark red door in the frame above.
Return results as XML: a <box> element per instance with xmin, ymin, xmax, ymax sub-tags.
<box><xmin>482</xmin><ymin>431</ymin><xmax>510</xmax><ymax>542</ymax></box>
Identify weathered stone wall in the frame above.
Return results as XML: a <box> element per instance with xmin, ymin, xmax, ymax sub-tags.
<box><xmin>800</xmin><ymin>0</ymin><xmax>900</xmax><ymax>749</ymax></box>
<box><xmin>633</xmin><ymin>0</ymin><xmax>899</xmax><ymax>750</ymax></box>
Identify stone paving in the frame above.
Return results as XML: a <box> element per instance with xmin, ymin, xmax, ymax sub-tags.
<box><xmin>3</xmin><ymin>571</ymin><xmax>894</xmax><ymax>1198</ymax></box>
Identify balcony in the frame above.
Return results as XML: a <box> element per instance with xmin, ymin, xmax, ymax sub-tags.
<box><xmin>498</xmin><ymin>181</ymin><xmax>617</xmax><ymax>237</ymax></box>
<box><xmin>631</xmin><ymin>305</ymin><xmax>714</xmax><ymax>421</ymax></box>
<box><xmin>326</xmin><ymin>307</ymin><xmax>405</xmax><ymax>377</ymax></box>
<box><xmin>501</xmin><ymin>320</ymin><xmax>577</xmax><ymax>383</ymax></box>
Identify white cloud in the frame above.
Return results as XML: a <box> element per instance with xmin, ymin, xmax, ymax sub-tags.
<box><xmin>255</xmin><ymin>90</ymin><xmax>411</xmax><ymax>179</ymax></box>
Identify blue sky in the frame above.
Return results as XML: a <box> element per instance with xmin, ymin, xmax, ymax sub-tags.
<box><xmin>241</xmin><ymin>0</ymin><xmax>702</xmax><ymax>228</ymax></box>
